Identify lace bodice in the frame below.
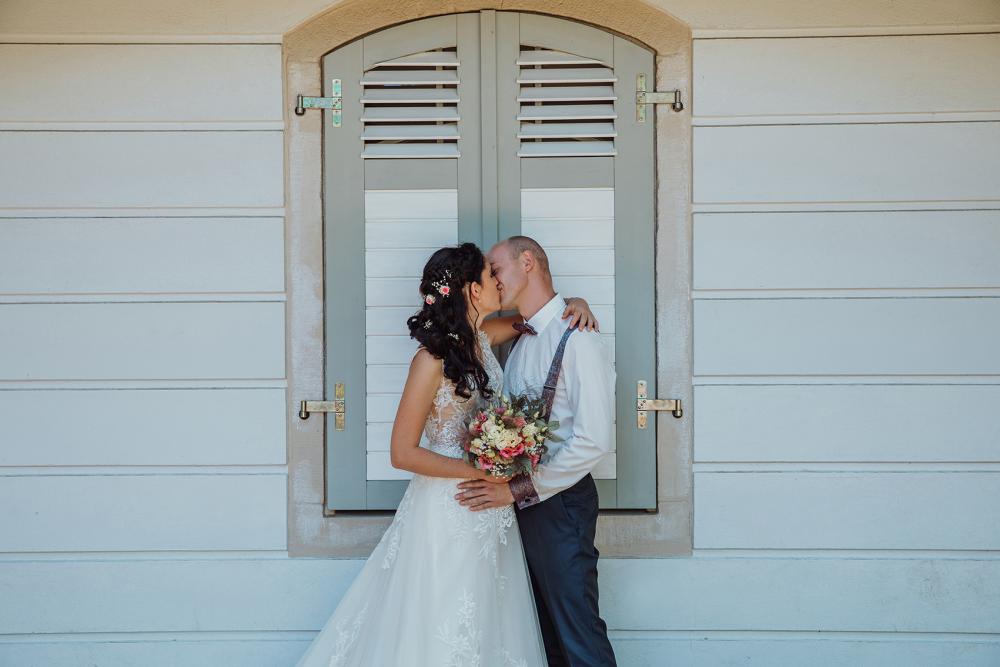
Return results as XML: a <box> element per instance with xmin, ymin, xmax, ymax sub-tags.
<box><xmin>423</xmin><ymin>329</ymin><xmax>503</xmax><ymax>459</ymax></box>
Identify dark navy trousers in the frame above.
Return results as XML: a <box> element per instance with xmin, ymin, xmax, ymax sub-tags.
<box><xmin>515</xmin><ymin>473</ymin><xmax>617</xmax><ymax>667</ymax></box>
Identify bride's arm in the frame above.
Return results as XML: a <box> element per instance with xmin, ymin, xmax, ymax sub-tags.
<box><xmin>389</xmin><ymin>349</ymin><xmax>495</xmax><ymax>480</ymax></box>
<box><xmin>481</xmin><ymin>297</ymin><xmax>601</xmax><ymax>346</ymax></box>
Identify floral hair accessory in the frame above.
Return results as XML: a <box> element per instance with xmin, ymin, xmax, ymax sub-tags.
<box><xmin>447</xmin><ymin>332</ymin><xmax>459</xmax><ymax>340</ymax></box>
<box><xmin>423</xmin><ymin>320</ymin><xmax>432</xmax><ymax>329</ymax></box>
<box><xmin>430</xmin><ymin>269</ymin><xmax>453</xmax><ymax>298</ymax></box>
<box><xmin>424</xmin><ymin>294</ymin><xmax>436</xmax><ymax>305</ymax></box>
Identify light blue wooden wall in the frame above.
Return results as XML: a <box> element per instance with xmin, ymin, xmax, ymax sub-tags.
<box><xmin>1</xmin><ymin>14</ymin><xmax>999</xmax><ymax>667</ymax></box>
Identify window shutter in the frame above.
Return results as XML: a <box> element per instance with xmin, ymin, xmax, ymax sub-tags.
<box><xmin>498</xmin><ymin>11</ymin><xmax>657</xmax><ymax>509</ymax></box>
<box><xmin>322</xmin><ymin>14</ymin><xmax>481</xmax><ymax>510</ymax></box>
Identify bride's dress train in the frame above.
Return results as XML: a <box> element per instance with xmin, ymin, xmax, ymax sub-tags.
<box><xmin>295</xmin><ymin>330</ymin><xmax>546</xmax><ymax>667</ymax></box>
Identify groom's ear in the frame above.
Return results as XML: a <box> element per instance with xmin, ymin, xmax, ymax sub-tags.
<box><xmin>518</xmin><ymin>250</ymin><xmax>534</xmax><ymax>273</ymax></box>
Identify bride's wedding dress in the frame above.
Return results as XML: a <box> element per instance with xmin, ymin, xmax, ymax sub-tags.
<box><xmin>295</xmin><ymin>329</ymin><xmax>547</xmax><ymax>667</ymax></box>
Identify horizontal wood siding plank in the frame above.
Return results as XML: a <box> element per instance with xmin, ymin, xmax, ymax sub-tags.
<box><xmin>363</xmin><ymin>190</ymin><xmax>457</xmax><ymax>219</ymax></box>
<box><xmin>0</xmin><ymin>640</ymin><xmax>310</xmax><ymax>667</ymax></box>
<box><xmin>693</xmin><ymin>122</ymin><xmax>1000</xmax><ymax>204</ymax></box>
<box><xmin>0</xmin><ymin>302</ymin><xmax>285</xmax><ymax>380</ymax></box>
<box><xmin>0</xmin><ymin>218</ymin><xmax>284</xmax><ymax>293</ymax></box>
<box><xmin>5</xmin><ymin>635</ymin><xmax>999</xmax><ymax>667</ymax></box>
<box><xmin>0</xmin><ymin>474</ymin><xmax>286</xmax><ymax>551</ymax></box>
<box><xmin>613</xmin><ymin>636</ymin><xmax>1000</xmax><ymax>667</ymax></box>
<box><xmin>694</xmin><ymin>210</ymin><xmax>1000</xmax><ymax>289</ymax></box>
<box><xmin>522</xmin><ymin>218</ymin><xmax>615</xmax><ymax>247</ymax></box>
<box><xmin>694</xmin><ymin>384</ymin><xmax>1000</xmax><ymax>462</ymax></box>
<box><xmin>521</xmin><ymin>187</ymin><xmax>615</xmax><ymax>218</ymax></box>
<box><xmin>0</xmin><ymin>44</ymin><xmax>282</xmax><ymax>122</ymax></box>
<box><xmin>693</xmin><ymin>297</ymin><xmax>1000</xmax><ymax>375</ymax></box>
<box><xmin>694</xmin><ymin>471</ymin><xmax>1000</xmax><ymax>549</ymax></box>
<box><xmin>364</xmin><ymin>219</ymin><xmax>457</xmax><ymax>248</ymax></box>
<box><xmin>693</xmin><ymin>34</ymin><xmax>1000</xmax><ymax>118</ymax></box>
<box><xmin>3</xmin><ymin>557</ymin><xmax>998</xmax><ymax>633</ymax></box>
<box><xmin>0</xmin><ymin>388</ymin><xmax>286</xmax><ymax>466</ymax></box>
<box><xmin>0</xmin><ymin>131</ymin><xmax>283</xmax><ymax>208</ymax></box>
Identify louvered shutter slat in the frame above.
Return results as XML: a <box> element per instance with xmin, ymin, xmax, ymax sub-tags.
<box><xmin>361</xmin><ymin>88</ymin><xmax>459</xmax><ymax>104</ymax></box>
<box><xmin>363</xmin><ymin>143</ymin><xmax>460</xmax><ymax>159</ymax></box>
<box><xmin>362</xmin><ymin>107</ymin><xmax>460</xmax><ymax>123</ymax></box>
<box><xmin>517</xmin><ymin>67</ymin><xmax>616</xmax><ymax>84</ymax></box>
<box><xmin>517</xmin><ymin>104</ymin><xmax>617</xmax><ymax>121</ymax></box>
<box><xmin>516</xmin><ymin>48</ymin><xmax>604</xmax><ymax>66</ymax></box>
<box><xmin>517</xmin><ymin>85</ymin><xmax>616</xmax><ymax>102</ymax></box>
<box><xmin>371</xmin><ymin>51</ymin><xmax>460</xmax><ymax>67</ymax></box>
<box><xmin>518</xmin><ymin>141</ymin><xmax>616</xmax><ymax>157</ymax></box>
<box><xmin>518</xmin><ymin>122</ymin><xmax>616</xmax><ymax>139</ymax></box>
<box><xmin>363</xmin><ymin>124</ymin><xmax>460</xmax><ymax>140</ymax></box>
<box><xmin>361</xmin><ymin>69</ymin><xmax>459</xmax><ymax>86</ymax></box>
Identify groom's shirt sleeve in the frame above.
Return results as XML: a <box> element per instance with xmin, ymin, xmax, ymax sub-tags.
<box><xmin>509</xmin><ymin>331</ymin><xmax>616</xmax><ymax>509</ymax></box>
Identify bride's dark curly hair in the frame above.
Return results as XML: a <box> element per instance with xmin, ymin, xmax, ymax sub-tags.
<box><xmin>407</xmin><ymin>242</ymin><xmax>493</xmax><ymax>401</ymax></box>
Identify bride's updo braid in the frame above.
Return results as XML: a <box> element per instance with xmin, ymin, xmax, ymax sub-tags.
<box><xmin>406</xmin><ymin>243</ymin><xmax>493</xmax><ymax>400</ymax></box>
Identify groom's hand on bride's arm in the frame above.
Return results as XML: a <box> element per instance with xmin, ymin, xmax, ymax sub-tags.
<box><xmin>455</xmin><ymin>479</ymin><xmax>514</xmax><ymax>511</ymax></box>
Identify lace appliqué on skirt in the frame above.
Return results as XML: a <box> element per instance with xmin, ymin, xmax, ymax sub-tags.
<box><xmin>326</xmin><ymin>602</ymin><xmax>369</xmax><ymax>667</ymax></box>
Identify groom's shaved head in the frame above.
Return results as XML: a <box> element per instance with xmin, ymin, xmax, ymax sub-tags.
<box><xmin>503</xmin><ymin>235</ymin><xmax>550</xmax><ymax>276</ymax></box>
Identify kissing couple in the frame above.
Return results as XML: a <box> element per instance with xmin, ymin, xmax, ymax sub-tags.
<box><xmin>296</xmin><ymin>236</ymin><xmax>618</xmax><ymax>667</ymax></box>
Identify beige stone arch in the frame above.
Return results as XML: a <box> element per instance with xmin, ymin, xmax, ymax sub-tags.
<box><xmin>285</xmin><ymin>1</ymin><xmax>692</xmax><ymax>557</ymax></box>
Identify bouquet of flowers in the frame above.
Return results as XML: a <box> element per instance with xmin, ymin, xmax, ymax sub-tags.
<box><xmin>464</xmin><ymin>393</ymin><xmax>561</xmax><ymax>478</ymax></box>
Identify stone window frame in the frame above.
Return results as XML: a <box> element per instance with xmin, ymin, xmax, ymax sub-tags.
<box><xmin>284</xmin><ymin>0</ymin><xmax>692</xmax><ymax>557</ymax></box>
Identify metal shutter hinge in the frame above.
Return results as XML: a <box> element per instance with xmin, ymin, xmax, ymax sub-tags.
<box><xmin>294</xmin><ymin>79</ymin><xmax>342</xmax><ymax>127</ymax></box>
<box><xmin>299</xmin><ymin>382</ymin><xmax>346</xmax><ymax>430</ymax></box>
<box><xmin>635</xmin><ymin>74</ymin><xmax>683</xmax><ymax>121</ymax></box>
<box><xmin>636</xmin><ymin>380</ymin><xmax>683</xmax><ymax>428</ymax></box>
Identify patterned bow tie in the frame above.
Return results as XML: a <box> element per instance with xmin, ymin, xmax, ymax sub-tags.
<box><xmin>512</xmin><ymin>321</ymin><xmax>537</xmax><ymax>336</ymax></box>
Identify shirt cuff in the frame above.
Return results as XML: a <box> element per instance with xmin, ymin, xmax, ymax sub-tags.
<box><xmin>508</xmin><ymin>473</ymin><xmax>541</xmax><ymax>510</ymax></box>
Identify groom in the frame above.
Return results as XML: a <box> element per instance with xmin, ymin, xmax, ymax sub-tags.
<box><xmin>456</xmin><ymin>236</ymin><xmax>617</xmax><ymax>666</ymax></box>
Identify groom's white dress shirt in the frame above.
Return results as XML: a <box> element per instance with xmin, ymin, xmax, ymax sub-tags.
<box><xmin>503</xmin><ymin>292</ymin><xmax>616</xmax><ymax>509</ymax></box>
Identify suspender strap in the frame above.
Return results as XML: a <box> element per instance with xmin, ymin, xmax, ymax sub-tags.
<box><xmin>541</xmin><ymin>326</ymin><xmax>576</xmax><ymax>421</ymax></box>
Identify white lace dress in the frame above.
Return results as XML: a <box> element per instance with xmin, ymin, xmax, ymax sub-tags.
<box><xmin>295</xmin><ymin>329</ymin><xmax>547</xmax><ymax>667</ymax></box>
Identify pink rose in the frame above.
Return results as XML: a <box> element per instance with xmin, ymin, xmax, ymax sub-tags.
<box><xmin>513</xmin><ymin>416</ymin><xmax>527</xmax><ymax>428</ymax></box>
<box><xmin>478</xmin><ymin>456</ymin><xmax>493</xmax><ymax>469</ymax></box>
<box><xmin>495</xmin><ymin>406</ymin><xmax>506</xmax><ymax>416</ymax></box>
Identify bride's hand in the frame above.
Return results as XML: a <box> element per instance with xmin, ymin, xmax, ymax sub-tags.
<box><xmin>562</xmin><ymin>297</ymin><xmax>600</xmax><ymax>332</ymax></box>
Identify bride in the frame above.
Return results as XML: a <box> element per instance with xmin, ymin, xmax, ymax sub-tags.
<box><xmin>295</xmin><ymin>242</ymin><xmax>598</xmax><ymax>667</ymax></box>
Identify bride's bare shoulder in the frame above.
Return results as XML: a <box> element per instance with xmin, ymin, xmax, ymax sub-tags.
<box><xmin>411</xmin><ymin>347</ymin><xmax>442</xmax><ymax>371</ymax></box>
<box><xmin>410</xmin><ymin>348</ymin><xmax>446</xmax><ymax>385</ymax></box>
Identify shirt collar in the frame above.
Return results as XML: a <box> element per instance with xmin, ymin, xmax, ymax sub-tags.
<box><xmin>525</xmin><ymin>293</ymin><xmax>564</xmax><ymax>334</ymax></box>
